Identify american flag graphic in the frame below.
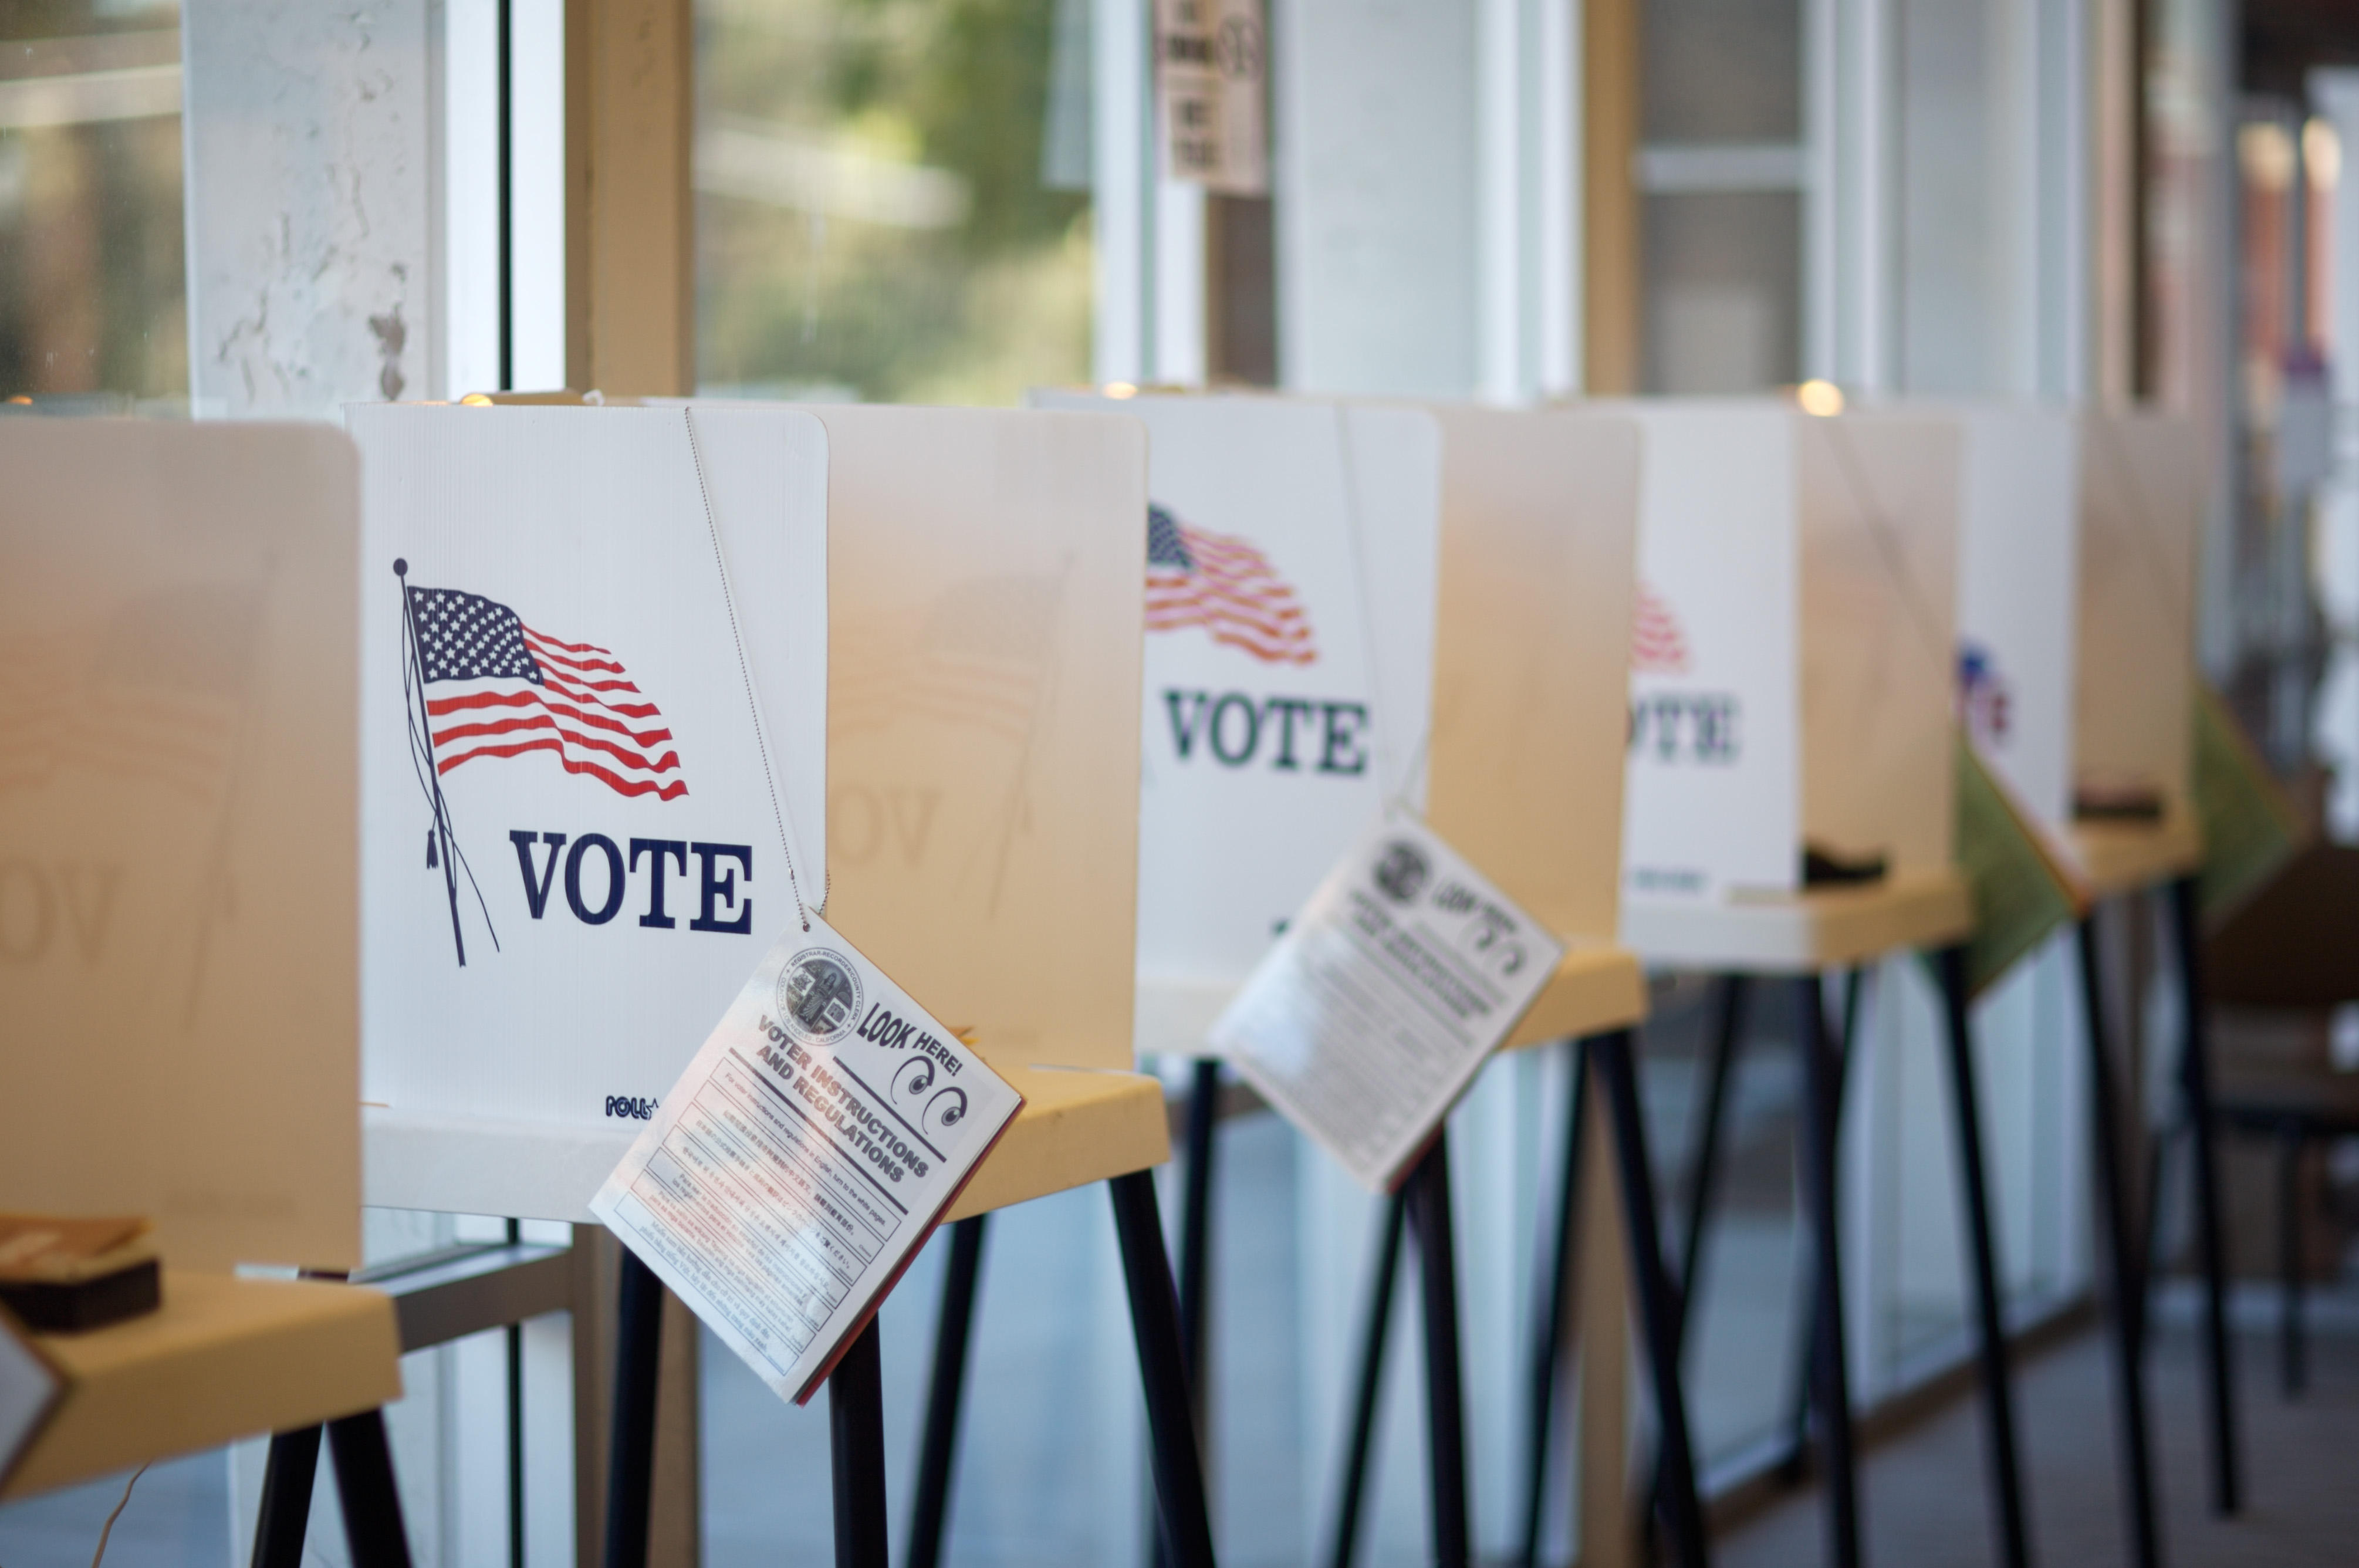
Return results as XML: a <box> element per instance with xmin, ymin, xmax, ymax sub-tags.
<box><xmin>406</xmin><ymin>585</ymin><xmax>687</xmax><ymax>800</ymax></box>
<box><xmin>1145</xmin><ymin>505</ymin><xmax>1317</xmax><ymax>666</ymax></box>
<box><xmin>1631</xmin><ymin>582</ymin><xmax>1691</xmax><ymax>675</ymax></box>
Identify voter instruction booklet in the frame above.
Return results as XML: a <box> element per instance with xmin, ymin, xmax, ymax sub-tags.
<box><xmin>592</xmin><ymin>914</ymin><xmax>1022</xmax><ymax>1404</ymax></box>
<box><xmin>1212</xmin><ymin>812</ymin><xmax>1564</xmax><ymax>1193</ymax></box>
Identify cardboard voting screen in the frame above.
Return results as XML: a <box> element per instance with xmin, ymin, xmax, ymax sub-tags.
<box><xmin>1030</xmin><ymin>391</ymin><xmax>1441</xmax><ymax>1055</ymax></box>
<box><xmin>1797</xmin><ymin>410</ymin><xmax>1961</xmax><ymax>876</ymax></box>
<box><xmin>0</xmin><ymin>422</ymin><xmax>363</xmax><ymax>1271</ymax></box>
<box><xmin>806</xmin><ymin>405</ymin><xmax>1149</xmax><ymax>1078</ymax></box>
<box><xmin>1422</xmin><ymin>407</ymin><xmax>1640</xmax><ymax>947</ymax></box>
<box><xmin>1948</xmin><ymin>405</ymin><xmax>2081</xmax><ymax>829</ymax></box>
<box><xmin>351</xmin><ymin>405</ymin><xmax>830</xmax><ymax>1222</ymax></box>
<box><xmin>1618</xmin><ymin>404</ymin><xmax>1961</xmax><ymax>904</ymax></box>
<box><xmin>1619</xmin><ymin>403</ymin><xmax>1803</xmax><ymax>900</ymax></box>
<box><xmin>2076</xmin><ymin>410</ymin><xmax>2202</xmax><ymax>816</ymax></box>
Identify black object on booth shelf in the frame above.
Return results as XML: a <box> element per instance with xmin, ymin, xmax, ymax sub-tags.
<box><xmin>0</xmin><ymin>1215</ymin><xmax>164</xmax><ymax>1334</ymax></box>
<box><xmin>1802</xmin><ymin>843</ymin><xmax>1889</xmax><ymax>887</ymax></box>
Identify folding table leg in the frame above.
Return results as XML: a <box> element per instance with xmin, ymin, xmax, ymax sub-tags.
<box><xmin>1404</xmin><ymin>1134</ymin><xmax>1472</xmax><ymax>1568</ymax></box>
<box><xmin>906</xmin><ymin>1214</ymin><xmax>990</xmax><ymax>1568</ymax></box>
<box><xmin>1327</xmin><ymin>1186</ymin><xmax>1410</xmax><ymax>1568</ymax></box>
<box><xmin>1110</xmin><ymin>1170</ymin><xmax>1221</xmax><ymax>1568</ymax></box>
<box><xmin>1792</xmin><ymin>975</ymin><xmax>1861</xmax><ymax>1568</ymax></box>
<box><xmin>1932</xmin><ymin>945</ymin><xmax>2032</xmax><ymax>1568</ymax></box>
<box><xmin>250</xmin><ymin>1424</ymin><xmax>323</xmax><ymax>1568</ymax></box>
<box><xmin>1645</xmin><ymin>976</ymin><xmax>1745</xmax><ymax>1553</ymax></box>
<box><xmin>1676</xmin><ymin>977</ymin><xmax>1750</xmax><ymax>1339</ymax></box>
<box><xmin>1178</xmin><ymin>1056</ymin><xmax>1225</xmax><ymax>1413</ymax></box>
<box><xmin>2168</xmin><ymin>874</ymin><xmax>2242</xmax><ymax>1515</ymax></box>
<box><xmin>2077</xmin><ymin>916</ymin><xmax>2162</xmax><ymax>1568</ymax></box>
<box><xmin>1518</xmin><ymin>1039</ymin><xmax>1588</xmax><ymax>1568</ymax></box>
<box><xmin>831</xmin><ymin>1317</ymin><xmax>891</xmax><ymax>1568</ymax></box>
<box><xmin>2278</xmin><ymin>1128</ymin><xmax>2307</xmax><ymax>1397</ymax></box>
<box><xmin>1782</xmin><ymin>969</ymin><xmax>1863</xmax><ymax>1477</ymax></box>
<box><xmin>1589</xmin><ymin>1028</ymin><xmax>1711</xmax><ymax>1568</ymax></box>
<box><xmin>326</xmin><ymin>1409</ymin><xmax>415</xmax><ymax>1568</ymax></box>
<box><xmin>603</xmin><ymin>1245</ymin><xmax>666</xmax><ymax>1568</ymax></box>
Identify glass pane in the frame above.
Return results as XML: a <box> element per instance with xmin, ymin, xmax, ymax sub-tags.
<box><xmin>695</xmin><ymin>0</ymin><xmax>1093</xmax><ymax>405</ymax></box>
<box><xmin>1640</xmin><ymin>191</ymin><xmax>1803</xmax><ymax>394</ymax></box>
<box><xmin>0</xmin><ymin>0</ymin><xmax>186</xmax><ymax>409</ymax></box>
<box><xmin>1641</xmin><ymin>0</ymin><xmax>1802</xmax><ymax>145</ymax></box>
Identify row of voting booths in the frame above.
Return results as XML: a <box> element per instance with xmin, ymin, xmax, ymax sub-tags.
<box><xmin>0</xmin><ymin>390</ymin><xmax>2216</xmax><ymax>1568</ymax></box>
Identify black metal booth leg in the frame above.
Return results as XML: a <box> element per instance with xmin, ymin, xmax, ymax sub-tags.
<box><xmin>2278</xmin><ymin>1127</ymin><xmax>2307</xmax><ymax>1397</ymax></box>
<box><xmin>1783</xmin><ymin>968</ymin><xmax>1864</xmax><ymax>1476</ymax></box>
<box><xmin>2077</xmin><ymin>915</ymin><xmax>2162</xmax><ymax>1568</ymax></box>
<box><xmin>1404</xmin><ymin>1133</ymin><xmax>1473</xmax><ymax>1568</ymax></box>
<box><xmin>831</xmin><ymin>1316</ymin><xmax>891</xmax><ymax>1568</ymax></box>
<box><xmin>1518</xmin><ymin>1039</ymin><xmax>1589</xmax><ymax>1568</ymax></box>
<box><xmin>603</xmin><ymin>1244</ymin><xmax>666</xmax><ymax>1568</ymax></box>
<box><xmin>1644</xmin><ymin>975</ymin><xmax>1746</xmax><ymax>1549</ymax></box>
<box><xmin>1792</xmin><ymin>975</ymin><xmax>1863</xmax><ymax>1568</ymax></box>
<box><xmin>2168</xmin><ymin>875</ymin><xmax>2242</xmax><ymax>1515</ymax></box>
<box><xmin>251</xmin><ymin>1424</ymin><xmax>324</xmax><ymax>1568</ymax></box>
<box><xmin>906</xmin><ymin>1214</ymin><xmax>990</xmax><ymax>1568</ymax></box>
<box><xmin>326</xmin><ymin>1409</ymin><xmax>416</xmax><ymax>1568</ymax></box>
<box><xmin>1110</xmin><ymin>1170</ymin><xmax>1221</xmax><ymax>1568</ymax></box>
<box><xmin>1933</xmin><ymin>945</ymin><xmax>2033</xmax><ymax>1568</ymax></box>
<box><xmin>1178</xmin><ymin>1056</ymin><xmax>1224</xmax><ymax>1415</ymax></box>
<box><xmin>1589</xmin><ymin>1028</ymin><xmax>1711</xmax><ymax>1568</ymax></box>
<box><xmin>1327</xmin><ymin>1185</ymin><xmax>1410</xmax><ymax>1568</ymax></box>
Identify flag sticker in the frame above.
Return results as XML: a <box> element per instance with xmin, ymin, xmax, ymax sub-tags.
<box><xmin>1631</xmin><ymin>583</ymin><xmax>1691</xmax><ymax>675</ymax></box>
<box><xmin>401</xmin><ymin>578</ymin><xmax>688</xmax><ymax>800</ymax></box>
<box><xmin>1145</xmin><ymin>503</ymin><xmax>1317</xmax><ymax>666</ymax></box>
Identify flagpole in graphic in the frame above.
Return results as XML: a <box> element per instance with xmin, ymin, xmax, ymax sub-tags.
<box><xmin>396</xmin><ymin>559</ymin><xmax>469</xmax><ymax>966</ymax></box>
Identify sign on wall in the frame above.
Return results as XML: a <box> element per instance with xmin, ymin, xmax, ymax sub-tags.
<box><xmin>1156</xmin><ymin>0</ymin><xmax>1268</xmax><ymax>194</ymax></box>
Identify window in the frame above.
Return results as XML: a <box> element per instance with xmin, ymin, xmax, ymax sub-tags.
<box><xmin>0</xmin><ymin>0</ymin><xmax>185</xmax><ymax>409</ymax></box>
<box><xmin>694</xmin><ymin>0</ymin><xmax>1094</xmax><ymax>404</ymax></box>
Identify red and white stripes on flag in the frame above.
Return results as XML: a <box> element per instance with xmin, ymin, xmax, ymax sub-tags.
<box><xmin>1631</xmin><ymin>582</ymin><xmax>1692</xmax><ymax>675</ymax></box>
<box><xmin>404</xmin><ymin>583</ymin><xmax>687</xmax><ymax>800</ymax></box>
<box><xmin>1145</xmin><ymin>505</ymin><xmax>1318</xmax><ymax>667</ymax></box>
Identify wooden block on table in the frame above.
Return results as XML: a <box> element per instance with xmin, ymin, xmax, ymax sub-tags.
<box><xmin>4</xmin><ymin>1272</ymin><xmax>401</xmax><ymax>1500</ymax></box>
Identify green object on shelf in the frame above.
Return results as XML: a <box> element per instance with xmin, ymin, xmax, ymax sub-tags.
<box><xmin>1951</xmin><ymin>736</ymin><xmax>2079</xmax><ymax>997</ymax></box>
<box><xmin>2191</xmin><ymin>682</ymin><xmax>2304</xmax><ymax>921</ymax></box>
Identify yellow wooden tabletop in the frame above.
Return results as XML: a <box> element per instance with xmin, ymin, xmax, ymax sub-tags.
<box><xmin>1622</xmin><ymin>868</ymin><xmax>1975</xmax><ymax>974</ymax></box>
<box><xmin>5</xmin><ymin>1271</ymin><xmax>402</xmax><ymax>1501</ymax></box>
<box><xmin>2066</xmin><ymin>813</ymin><xmax>2204</xmax><ymax>903</ymax></box>
<box><xmin>944</xmin><ymin>1063</ymin><xmax>1172</xmax><ymax>1222</ymax></box>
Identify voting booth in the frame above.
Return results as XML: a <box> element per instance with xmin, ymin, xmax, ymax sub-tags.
<box><xmin>0</xmin><ymin>421</ymin><xmax>407</xmax><ymax>1539</ymax></box>
<box><xmin>2071</xmin><ymin>408</ymin><xmax>2207</xmax><ymax>881</ymax></box>
<box><xmin>1617</xmin><ymin>402</ymin><xmax>1972</xmax><ymax>964</ymax></box>
<box><xmin>350</xmin><ymin>403</ymin><xmax>1170</xmax><ymax>1226</ymax></box>
<box><xmin>1031</xmin><ymin>390</ymin><xmax>1649</xmax><ymax>1049</ymax></box>
<box><xmin>1949</xmin><ymin>405</ymin><xmax>2083</xmax><ymax>836</ymax></box>
<box><xmin>1606</xmin><ymin>400</ymin><xmax>2040</xmax><ymax>1568</ymax></box>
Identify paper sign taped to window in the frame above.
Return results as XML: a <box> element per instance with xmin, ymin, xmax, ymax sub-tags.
<box><xmin>1212</xmin><ymin>812</ymin><xmax>1563</xmax><ymax>1192</ymax></box>
<box><xmin>1157</xmin><ymin>0</ymin><xmax>1267</xmax><ymax>194</ymax></box>
<box><xmin>592</xmin><ymin>913</ymin><xmax>1022</xmax><ymax>1404</ymax></box>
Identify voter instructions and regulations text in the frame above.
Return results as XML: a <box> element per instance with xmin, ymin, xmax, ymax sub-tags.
<box><xmin>593</xmin><ymin>914</ymin><xmax>1022</xmax><ymax>1404</ymax></box>
<box><xmin>1212</xmin><ymin>812</ymin><xmax>1563</xmax><ymax>1192</ymax></box>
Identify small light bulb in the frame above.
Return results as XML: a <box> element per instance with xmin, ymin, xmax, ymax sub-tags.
<box><xmin>459</xmin><ymin>392</ymin><xmax>495</xmax><ymax>407</ymax></box>
<box><xmin>1797</xmin><ymin>379</ymin><xmax>1845</xmax><ymax>417</ymax></box>
<box><xmin>1104</xmin><ymin>381</ymin><xmax>1138</xmax><ymax>400</ymax></box>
